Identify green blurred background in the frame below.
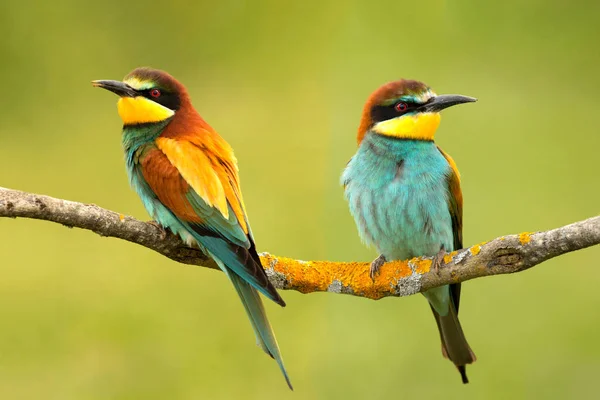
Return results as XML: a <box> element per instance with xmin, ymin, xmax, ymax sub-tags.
<box><xmin>1</xmin><ymin>0</ymin><xmax>599</xmax><ymax>398</ymax></box>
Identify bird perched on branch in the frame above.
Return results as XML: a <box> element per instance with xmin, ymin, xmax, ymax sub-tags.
<box><xmin>342</xmin><ymin>80</ymin><xmax>477</xmax><ymax>383</ymax></box>
<box><xmin>93</xmin><ymin>67</ymin><xmax>292</xmax><ymax>389</ymax></box>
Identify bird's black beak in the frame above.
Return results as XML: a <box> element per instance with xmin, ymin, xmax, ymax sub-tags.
<box><xmin>421</xmin><ymin>94</ymin><xmax>477</xmax><ymax>113</ymax></box>
<box><xmin>92</xmin><ymin>80</ymin><xmax>138</xmax><ymax>97</ymax></box>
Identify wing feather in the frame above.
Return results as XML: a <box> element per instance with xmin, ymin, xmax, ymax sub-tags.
<box><xmin>157</xmin><ymin>137</ymin><xmax>229</xmax><ymax>219</ymax></box>
<box><xmin>141</xmin><ymin>132</ymin><xmax>284</xmax><ymax>305</ymax></box>
<box><xmin>438</xmin><ymin>146</ymin><xmax>463</xmax><ymax>310</ymax></box>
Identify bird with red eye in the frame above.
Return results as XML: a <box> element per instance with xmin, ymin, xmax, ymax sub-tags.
<box><xmin>150</xmin><ymin>88</ymin><xmax>161</xmax><ymax>98</ymax></box>
<box><xmin>395</xmin><ymin>101</ymin><xmax>408</xmax><ymax>112</ymax></box>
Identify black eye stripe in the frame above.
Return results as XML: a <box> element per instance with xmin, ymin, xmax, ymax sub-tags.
<box><xmin>141</xmin><ymin>89</ymin><xmax>181</xmax><ymax>111</ymax></box>
<box><xmin>370</xmin><ymin>101</ymin><xmax>420</xmax><ymax>123</ymax></box>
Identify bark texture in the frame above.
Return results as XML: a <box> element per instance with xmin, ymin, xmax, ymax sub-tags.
<box><xmin>1</xmin><ymin>187</ymin><xmax>598</xmax><ymax>299</ymax></box>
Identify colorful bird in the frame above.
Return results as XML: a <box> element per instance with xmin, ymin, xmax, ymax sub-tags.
<box><xmin>93</xmin><ymin>67</ymin><xmax>292</xmax><ymax>389</ymax></box>
<box><xmin>342</xmin><ymin>80</ymin><xmax>477</xmax><ymax>383</ymax></box>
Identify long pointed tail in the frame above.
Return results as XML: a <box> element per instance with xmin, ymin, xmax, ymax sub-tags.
<box><xmin>229</xmin><ymin>272</ymin><xmax>293</xmax><ymax>390</ymax></box>
<box><xmin>426</xmin><ymin>285</ymin><xmax>476</xmax><ymax>383</ymax></box>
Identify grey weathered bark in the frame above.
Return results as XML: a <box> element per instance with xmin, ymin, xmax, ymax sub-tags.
<box><xmin>1</xmin><ymin>186</ymin><xmax>598</xmax><ymax>299</ymax></box>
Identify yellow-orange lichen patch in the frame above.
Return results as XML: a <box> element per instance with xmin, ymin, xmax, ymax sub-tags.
<box><xmin>519</xmin><ymin>232</ymin><xmax>533</xmax><ymax>245</ymax></box>
<box><xmin>259</xmin><ymin>253</ymin><xmax>418</xmax><ymax>300</ymax></box>
<box><xmin>360</xmin><ymin>259</ymin><xmax>413</xmax><ymax>299</ymax></box>
<box><xmin>443</xmin><ymin>250</ymin><xmax>459</xmax><ymax>264</ymax></box>
<box><xmin>412</xmin><ymin>258</ymin><xmax>432</xmax><ymax>274</ymax></box>
<box><xmin>119</xmin><ymin>214</ymin><xmax>125</xmax><ymax>222</ymax></box>
<box><xmin>467</xmin><ymin>241</ymin><xmax>488</xmax><ymax>256</ymax></box>
<box><xmin>260</xmin><ymin>254</ymin><xmax>332</xmax><ymax>294</ymax></box>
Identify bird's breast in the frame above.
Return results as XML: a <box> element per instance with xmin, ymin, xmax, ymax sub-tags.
<box><xmin>342</xmin><ymin>134</ymin><xmax>454</xmax><ymax>259</ymax></box>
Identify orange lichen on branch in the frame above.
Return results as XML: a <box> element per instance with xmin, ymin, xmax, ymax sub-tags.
<box><xmin>519</xmin><ymin>232</ymin><xmax>533</xmax><ymax>245</ymax></box>
<box><xmin>259</xmin><ymin>245</ymin><xmax>498</xmax><ymax>300</ymax></box>
<box><xmin>412</xmin><ymin>258</ymin><xmax>432</xmax><ymax>274</ymax></box>
<box><xmin>443</xmin><ymin>250</ymin><xmax>460</xmax><ymax>264</ymax></box>
<box><xmin>260</xmin><ymin>254</ymin><xmax>343</xmax><ymax>293</ymax></box>
<box><xmin>469</xmin><ymin>241</ymin><xmax>488</xmax><ymax>256</ymax></box>
<box><xmin>369</xmin><ymin>259</ymin><xmax>415</xmax><ymax>299</ymax></box>
<box><xmin>259</xmin><ymin>253</ymin><xmax>422</xmax><ymax>300</ymax></box>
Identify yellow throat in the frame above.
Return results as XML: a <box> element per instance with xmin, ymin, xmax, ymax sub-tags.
<box><xmin>117</xmin><ymin>96</ymin><xmax>175</xmax><ymax>125</ymax></box>
<box><xmin>372</xmin><ymin>112</ymin><xmax>441</xmax><ymax>141</ymax></box>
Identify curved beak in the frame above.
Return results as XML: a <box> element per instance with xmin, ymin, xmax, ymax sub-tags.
<box><xmin>92</xmin><ymin>80</ymin><xmax>137</xmax><ymax>97</ymax></box>
<box><xmin>421</xmin><ymin>94</ymin><xmax>477</xmax><ymax>113</ymax></box>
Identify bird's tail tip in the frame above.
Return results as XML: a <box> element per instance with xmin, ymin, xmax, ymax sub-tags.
<box><xmin>458</xmin><ymin>365</ymin><xmax>469</xmax><ymax>384</ymax></box>
<box><xmin>273</xmin><ymin>294</ymin><xmax>286</xmax><ymax>307</ymax></box>
<box><xmin>264</xmin><ymin>345</ymin><xmax>293</xmax><ymax>390</ymax></box>
<box><xmin>282</xmin><ymin>368</ymin><xmax>294</xmax><ymax>391</ymax></box>
<box><xmin>229</xmin><ymin>272</ymin><xmax>292</xmax><ymax>389</ymax></box>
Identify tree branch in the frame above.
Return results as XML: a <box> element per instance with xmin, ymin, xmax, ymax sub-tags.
<box><xmin>1</xmin><ymin>187</ymin><xmax>598</xmax><ymax>299</ymax></box>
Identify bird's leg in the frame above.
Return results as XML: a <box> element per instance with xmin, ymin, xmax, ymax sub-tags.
<box><xmin>370</xmin><ymin>254</ymin><xmax>387</xmax><ymax>281</ymax></box>
<box><xmin>147</xmin><ymin>220</ymin><xmax>167</xmax><ymax>240</ymax></box>
<box><xmin>432</xmin><ymin>245</ymin><xmax>446</xmax><ymax>274</ymax></box>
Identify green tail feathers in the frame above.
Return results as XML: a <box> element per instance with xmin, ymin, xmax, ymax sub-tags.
<box><xmin>229</xmin><ymin>273</ymin><xmax>293</xmax><ymax>390</ymax></box>
<box><xmin>425</xmin><ymin>285</ymin><xmax>476</xmax><ymax>384</ymax></box>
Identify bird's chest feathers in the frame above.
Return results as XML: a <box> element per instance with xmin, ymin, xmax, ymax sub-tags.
<box><xmin>343</xmin><ymin>136</ymin><xmax>453</xmax><ymax>258</ymax></box>
<box><xmin>121</xmin><ymin>125</ymin><xmax>169</xmax><ymax>213</ymax></box>
<box><xmin>347</xmin><ymin>137</ymin><xmax>449</xmax><ymax>192</ymax></box>
<box><xmin>122</xmin><ymin>122</ymin><xmax>169</xmax><ymax>167</ymax></box>
<box><xmin>124</xmin><ymin>143</ymin><xmax>159</xmax><ymax>205</ymax></box>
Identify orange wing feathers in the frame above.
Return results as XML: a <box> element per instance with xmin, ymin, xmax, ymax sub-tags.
<box><xmin>155</xmin><ymin>130</ymin><xmax>249</xmax><ymax>234</ymax></box>
<box><xmin>140</xmin><ymin>148</ymin><xmax>202</xmax><ymax>223</ymax></box>
<box><xmin>150</xmin><ymin>101</ymin><xmax>249</xmax><ymax>234</ymax></box>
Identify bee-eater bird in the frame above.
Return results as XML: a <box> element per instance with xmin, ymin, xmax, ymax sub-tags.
<box><xmin>92</xmin><ymin>67</ymin><xmax>292</xmax><ymax>389</ymax></box>
<box><xmin>341</xmin><ymin>80</ymin><xmax>477</xmax><ymax>383</ymax></box>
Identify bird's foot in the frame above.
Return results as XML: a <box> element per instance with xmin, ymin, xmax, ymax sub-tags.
<box><xmin>432</xmin><ymin>246</ymin><xmax>446</xmax><ymax>274</ymax></box>
<box><xmin>370</xmin><ymin>254</ymin><xmax>387</xmax><ymax>281</ymax></box>
<box><xmin>147</xmin><ymin>220</ymin><xmax>167</xmax><ymax>240</ymax></box>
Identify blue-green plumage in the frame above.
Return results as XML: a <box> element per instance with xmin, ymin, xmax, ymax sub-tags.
<box><xmin>343</xmin><ymin>133</ymin><xmax>454</xmax><ymax>313</ymax></box>
<box><xmin>343</xmin><ymin>135</ymin><xmax>454</xmax><ymax>264</ymax></box>
<box><xmin>343</xmin><ymin>80</ymin><xmax>477</xmax><ymax>383</ymax></box>
<box><xmin>343</xmin><ymin>131</ymin><xmax>475</xmax><ymax>383</ymax></box>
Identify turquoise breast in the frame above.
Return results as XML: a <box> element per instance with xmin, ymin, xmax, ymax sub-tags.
<box><xmin>342</xmin><ymin>132</ymin><xmax>455</xmax><ymax>260</ymax></box>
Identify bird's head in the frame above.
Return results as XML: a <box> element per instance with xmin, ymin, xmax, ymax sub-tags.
<box><xmin>357</xmin><ymin>80</ymin><xmax>476</xmax><ymax>144</ymax></box>
<box><xmin>93</xmin><ymin>67</ymin><xmax>188</xmax><ymax>126</ymax></box>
